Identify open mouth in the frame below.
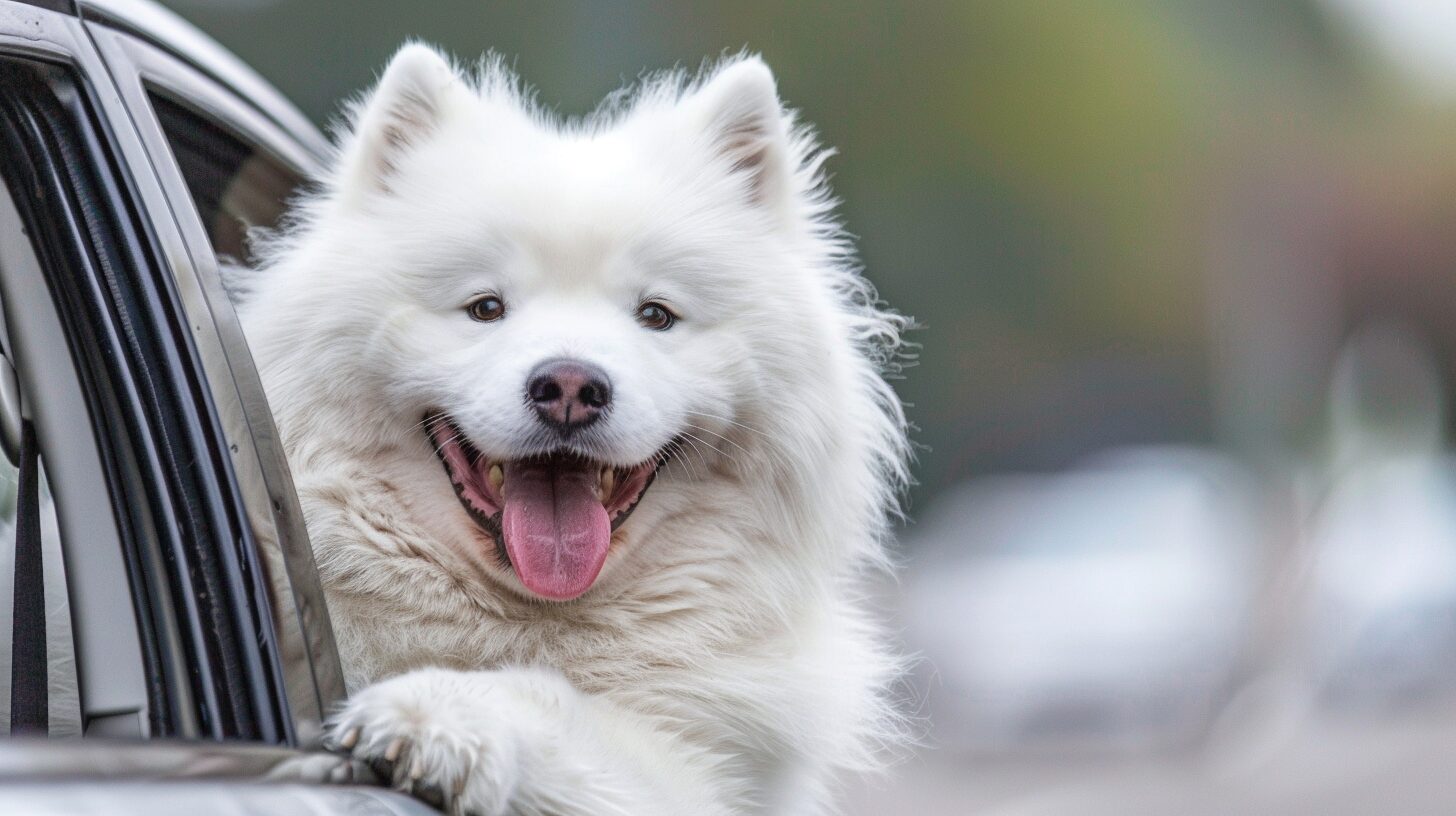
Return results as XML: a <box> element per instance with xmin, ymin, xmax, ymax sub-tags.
<box><xmin>425</xmin><ymin>413</ymin><xmax>665</xmax><ymax>600</ymax></box>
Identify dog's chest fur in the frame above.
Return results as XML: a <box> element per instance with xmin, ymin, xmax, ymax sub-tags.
<box><xmin>297</xmin><ymin>453</ymin><xmax>858</xmax><ymax>767</ymax></box>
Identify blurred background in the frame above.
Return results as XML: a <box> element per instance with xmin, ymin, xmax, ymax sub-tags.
<box><xmin>161</xmin><ymin>1</ymin><xmax>1456</xmax><ymax>813</ymax></box>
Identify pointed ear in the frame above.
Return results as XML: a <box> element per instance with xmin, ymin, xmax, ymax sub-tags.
<box><xmin>336</xmin><ymin>43</ymin><xmax>462</xmax><ymax>203</ymax></box>
<box><xmin>688</xmin><ymin>57</ymin><xmax>792</xmax><ymax>208</ymax></box>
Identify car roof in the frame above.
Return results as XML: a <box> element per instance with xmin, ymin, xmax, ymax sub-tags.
<box><xmin>75</xmin><ymin>0</ymin><xmax>331</xmax><ymax>162</ymax></box>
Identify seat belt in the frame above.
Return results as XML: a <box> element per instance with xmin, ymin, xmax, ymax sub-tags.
<box><xmin>9</xmin><ymin>417</ymin><xmax>46</xmax><ymax>734</ymax></box>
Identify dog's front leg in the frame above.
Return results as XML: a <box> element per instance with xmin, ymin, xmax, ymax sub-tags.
<box><xmin>328</xmin><ymin>666</ymin><xmax>728</xmax><ymax>816</ymax></box>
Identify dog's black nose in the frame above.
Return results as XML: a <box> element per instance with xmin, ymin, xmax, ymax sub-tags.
<box><xmin>527</xmin><ymin>358</ymin><xmax>611</xmax><ymax>431</ymax></box>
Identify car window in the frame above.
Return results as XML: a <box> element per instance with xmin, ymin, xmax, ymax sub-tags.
<box><xmin>133</xmin><ymin>72</ymin><xmax>347</xmax><ymax>738</ymax></box>
<box><xmin>147</xmin><ymin>90</ymin><xmax>304</xmax><ymax>277</ymax></box>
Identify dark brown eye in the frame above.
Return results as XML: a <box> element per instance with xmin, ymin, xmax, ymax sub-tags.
<box><xmin>635</xmin><ymin>301</ymin><xmax>676</xmax><ymax>331</ymax></box>
<box><xmin>467</xmin><ymin>295</ymin><xmax>506</xmax><ymax>322</ymax></box>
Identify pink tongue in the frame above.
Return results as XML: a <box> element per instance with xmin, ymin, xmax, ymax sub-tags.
<box><xmin>500</xmin><ymin>461</ymin><xmax>611</xmax><ymax>600</ymax></box>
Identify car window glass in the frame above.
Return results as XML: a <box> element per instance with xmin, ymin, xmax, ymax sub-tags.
<box><xmin>142</xmin><ymin>82</ymin><xmax>348</xmax><ymax>737</ymax></box>
<box><xmin>147</xmin><ymin>91</ymin><xmax>303</xmax><ymax>279</ymax></box>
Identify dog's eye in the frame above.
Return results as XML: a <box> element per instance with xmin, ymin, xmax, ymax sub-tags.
<box><xmin>467</xmin><ymin>295</ymin><xmax>506</xmax><ymax>323</ymax></box>
<box><xmin>635</xmin><ymin>301</ymin><xmax>676</xmax><ymax>331</ymax></box>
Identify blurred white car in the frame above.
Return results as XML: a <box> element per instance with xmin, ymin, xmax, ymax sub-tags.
<box><xmin>1304</xmin><ymin>455</ymin><xmax>1456</xmax><ymax>706</ymax></box>
<box><xmin>905</xmin><ymin>447</ymin><xmax>1256</xmax><ymax>753</ymax></box>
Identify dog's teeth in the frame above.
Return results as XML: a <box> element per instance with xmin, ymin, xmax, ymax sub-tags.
<box><xmin>488</xmin><ymin>464</ymin><xmax>504</xmax><ymax>491</ymax></box>
<box><xmin>599</xmin><ymin>468</ymin><xmax>615</xmax><ymax>502</ymax></box>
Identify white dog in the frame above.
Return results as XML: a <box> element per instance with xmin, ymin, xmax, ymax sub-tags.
<box><xmin>241</xmin><ymin>43</ymin><xmax>911</xmax><ymax>815</ymax></box>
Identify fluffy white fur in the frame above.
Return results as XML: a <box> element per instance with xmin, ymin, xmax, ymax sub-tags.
<box><xmin>241</xmin><ymin>43</ymin><xmax>911</xmax><ymax>815</ymax></box>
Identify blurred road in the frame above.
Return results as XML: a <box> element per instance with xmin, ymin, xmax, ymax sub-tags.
<box><xmin>847</xmin><ymin>698</ymin><xmax>1456</xmax><ymax>815</ymax></box>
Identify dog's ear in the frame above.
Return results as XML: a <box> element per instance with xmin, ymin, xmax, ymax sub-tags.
<box><xmin>688</xmin><ymin>56</ymin><xmax>793</xmax><ymax>210</ymax></box>
<box><xmin>336</xmin><ymin>43</ymin><xmax>462</xmax><ymax>205</ymax></box>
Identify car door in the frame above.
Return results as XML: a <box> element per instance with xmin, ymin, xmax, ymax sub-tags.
<box><xmin>0</xmin><ymin>3</ymin><xmax>431</xmax><ymax>811</ymax></box>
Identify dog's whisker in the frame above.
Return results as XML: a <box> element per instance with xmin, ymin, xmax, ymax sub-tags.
<box><xmin>677</xmin><ymin>433</ymin><xmax>716</xmax><ymax>476</ymax></box>
<box><xmin>684</xmin><ymin>410</ymin><xmax>770</xmax><ymax>439</ymax></box>
<box><xmin>682</xmin><ymin>411</ymin><xmax>786</xmax><ymax>463</ymax></box>
<box><xmin>665</xmin><ymin>439</ymin><xmax>702</xmax><ymax>481</ymax></box>
<box><xmin>429</xmin><ymin>429</ymin><xmax>465</xmax><ymax>460</ymax></box>
<box><xmin>683</xmin><ymin>419</ymin><xmax>795</xmax><ymax>475</ymax></box>
<box><xmin>680</xmin><ymin>427</ymin><xmax>735</xmax><ymax>464</ymax></box>
<box><xmin>681</xmin><ymin>422</ymin><xmax>751</xmax><ymax>461</ymax></box>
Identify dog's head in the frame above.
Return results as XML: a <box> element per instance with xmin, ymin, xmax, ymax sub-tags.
<box><xmin>261</xmin><ymin>45</ymin><xmax>904</xmax><ymax>602</ymax></box>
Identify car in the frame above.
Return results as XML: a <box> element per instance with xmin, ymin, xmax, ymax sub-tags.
<box><xmin>904</xmin><ymin>447</ymin><xmax>1256</xmax><ymax>753</ymax></box>
<box><xmin>0</xmin><ymin>0</ymin><xmax>433</xmax><ymax>811</ymax></box>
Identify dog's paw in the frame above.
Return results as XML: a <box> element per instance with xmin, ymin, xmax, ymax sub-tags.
<box><xmin>327</xmin><ymin>667</ymin><xmax>557</xmax><ymax>816</ymax></box>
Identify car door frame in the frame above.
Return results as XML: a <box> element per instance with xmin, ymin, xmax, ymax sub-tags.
<box><xmin>82</xmin><ymin>11</ymin><xmax>348</xmax><ymax>745</ymax></box>
<box><xmin>0</xmin><ymin>0</ymin><xmax>345</xmax><ymax>748</ymax></box>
